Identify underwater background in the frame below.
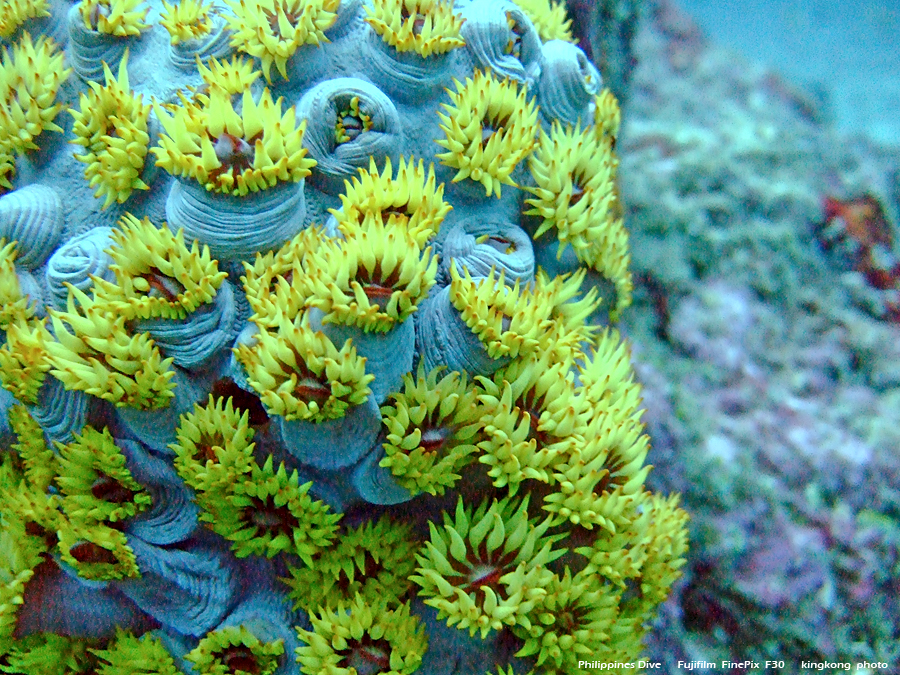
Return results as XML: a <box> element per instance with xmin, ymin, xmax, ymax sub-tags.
<box><xmin>617</xmin><ymin>0</ymin><xmax>900</xmax><ymax>671</ymax></box>
<box><xmin>0</xmin><ymin>0</ymin><xmax>898</xmax><ymax>673</ymax></box>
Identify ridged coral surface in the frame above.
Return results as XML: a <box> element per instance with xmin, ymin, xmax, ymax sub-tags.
<box><xmin>0</xmin><ymin>1</ymin><xmax>687</xmax><ymax>673</ymax></box>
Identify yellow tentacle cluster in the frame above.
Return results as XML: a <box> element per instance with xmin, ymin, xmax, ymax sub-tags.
<box><xmin>526</xmin><ymin>121</ymin><xmax>633</xmax><ymax>319</ymax></box>
<box><xmin>0</xmin><ymin>240</ymin><xmax>33</xmax><ymax>330</ymax></box>
<box><xmin>436</xmin><ymin>70</ymin><xmax>539</xmax><ymax>197</ymax></box>
<box><xmin>152</xmin><ymin>86</ymin><xmax>316</xmax><ymax>196</ymax></box>
<box><xmin>516</xmin><ymin>568</ymin><xmax>617</xmax><ymax>671</ymax></box>
<box><xmin>525</xmin><ymin>121</ymin><xmax>617</xmax><ymax>258</ymax></box>
<box><xmin>197</xmin><ymin>454</ymin><xmax>341</xmax><ymax>562</ymax></box>
<box><xmin>593</xmin><ymin>88</ymin><xmax>621</xmax><ymax>144</ymax></box>
<box><xmin>283</xmin><ymin>516</ymin><xmax>419</xmax><ymax>612</ymax></box>
<box><xmin>196</xmin><ymin>55</ymin><xmax>261</xmax><ymax>95</ymax></box>
<box><xmin>56</xmin><ymin>517</ymin><xmax>140</xmax><ymax>580</ymax></box>
<box><xmin>0</xmin><ymin>317</ymin><xmax>53</xmax><ymax>404</ymax></box>
<box><xmin>302</xmin><ymin>211</ymin><xmax>438</xmax><ymax>333</ymax></box>
<box><xmin>45</xmin><ymin>285</ymin><xmax>177</xmax><ymax>410</ymax></box>
<box><xmin>7</xmin><ymin>404</ymin><xmax>57</xmax><ymax>492</ymax></box>
<box><xmin>296</xmin><ymin>594</ymin><xmax>427</xmax><ymax>675</ymax></box>
<box><xmin>169</xmin><ymin>395</ymin><xmax>256</xmax><ymax>493</ymax></box>
<box><xmin>365</xmin><ymin>0</ymin><xmax>466</xmax><ymax>57</ymax></box>
<box><xmin>78</xmin><ymin>0</ymin><xmax>150</xmax><ymax>36</ymax></box>
<box><xmin>511</xmin><ymin>0</ymin><xmax>575</xmax><ymax>43</ymax></box>
<box><xmin>0</xmin><ymin>0</ymin><xmax>50</xmax><ymax>39</ymax></box>
<box><xmin>185</xmin><ymin>626</ymin><xmax>284</xmax><ymax>675</ymax></box>
<box><xmin>92</xmin><ymin>630</ymin><xmax>182</xmax><ymax>675</ymax></box>
<box><xmin>234</xmin><ymin>312</ymin><xmax>374</xmax><ymax>422</ymax></box>
<box><xmin>411</xmin><ymin>496</ymin><xmax>563</xmax><ymax>639</ymax></box>
<box><xmin>91</xmin><ymin>214</ymin><xmax>228</xmax><ymax>320</ymax></box>
<box><xmin>55</xmin><ymin>425</ymin><xmax>152</xmax><ymax>525</ymax></box>
<box><xmin>542</xmin><ymin>353</ymin><xmax>652</xmax><ymax>532</ymax></box>
<box><xmin>224</xmin><ymin>0</ymin><xmax>340</xmax><ymax>82</ymax></box>
<box><xmin>332</xmin><ymin>156</ymin><xmax>451</xmax><ymax>247</ymax></box>
<box><xmin>69</xmin><ymin>51</ymin><xmax>152</xmax><ymax>209</ymax></box>
<box><xmin>448</xmin><ymin>265</ymin><xmax>556</xmax><ymax>360</ymax></box>
<box><xmin>379</xmin><ymin>365</ymin><xmax>482</xmax><ymax>496</ymax></box>
<box><xmin>0</xmin><ymin>522</ymin><xmax>47</xmax><ymax>647</ymax></box>
<box><xmin>160</xmin><ymin>0</ymin><xmax>215</xmax><ymax>45</ymax></box>
<box><xmin>476</xmin><ymin>352</ymin><xmax>590</xmax><ymax>494</ymax></box>
<box><xmin>240</xmin><ymin>226</ymin><xmax>320</xmax><ymax>326</ymax></box>
<box><xmin>0</xmin><ymin>33</ymin><xmax>70</xmax><ymax>160</ymax></box>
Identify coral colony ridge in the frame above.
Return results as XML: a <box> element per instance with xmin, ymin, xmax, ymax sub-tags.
<box><xmin>0</xmin><ymin>0</ymin><xmax>688</xmax><ymax>673</ymax></box>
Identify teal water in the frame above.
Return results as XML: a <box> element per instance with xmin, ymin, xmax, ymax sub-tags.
<box><xmin>675</xmin><ymin>0</ymin><xmax>900</xmax><ymax>145</ymax></box>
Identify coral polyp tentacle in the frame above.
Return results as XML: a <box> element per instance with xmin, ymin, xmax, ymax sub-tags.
<box><xmin>185</xmin><ymin>625</ymin><xmax>285</xmax><ymax>675</ymax></box>
<box><xmin>90</xmin><ymin>213</ymin><xmax>228</xmax><ymax>320</ymax></box>
<box><xmin>196</xmin><ymin>454</ymin><xmax>341</xmax><ymax>563</ymax></box>
<box><xmin>332</xmin><ymin>156</ymin><xmax>452</xmax><ymax>246</ymax></box>
<box><xmin>365</xmin><ymin>0</ymin><xmax>466</xmax><ymax>57</ymax></box>
<box><xmin>411</xmin><ymin>495</ymin><xmax>564</xmax><ymax>639</ymax></box>
<box><xmin>169</xmin><ymin>394</ymin><xmax>257</xmax><ymax>493</ymax></box>
<box><xmin>45</xmin><ymin>285</ymin><xmax>177</xmax><ymax>410</ymax></box>
<box><xmin>295</xmin><ymin>594</ymin><xmax>428</xmax><ymax>675</ymax></box>
<box><xmin>0</xmin><ymin>32</ymin><xmax>70</xmax><ymax>160</ymax></box>
<box><xmin>510</xmin><ymin>0</ymin><xmax>575</xmax><ymax>43</ymax></box>
<box><xmin>282</xmin><ymin>515</ymin><xmax>419</xmax><ymax>612</ymax></box>
<box><xmin>160</xmin><ymin>0</ymin><xmax>216</xmax><ymax>44</ymax></box>
<box><xmin>79</xmin><ymin>0</ymin><xmax>150</xmax><ymax>36</ymax></box>
<box><xmin>152</xmin><ymin>86</ymin><xmax>316</xmax><ymax>196</ymax></box>
<box><xmin>234</xmin><ymin>312</ymin><xmax>374</xmax><ymax>422</ymax></box>
<box><xmin>379</xmin><ymin>364</ymin><xmax>483</xmax><ymax>496</ymax></box>
<box><xmin>224</xmin><ymin>0</ymin><xmax>340</xmax><ymax>82</ymax></box>
<box><xmin>436</xmin><ymin>70</ymin><xmax>539</xmax><ymax>197</ymax></box>
<box><xmin>303</xmin><ymin>208</ymin><xmax>439</xmax><ymax>333</ymax></box>
<box><xmin>69</xmin><ymin>50</ymin><xmax>152</xmax><ymax>209</ymax></box>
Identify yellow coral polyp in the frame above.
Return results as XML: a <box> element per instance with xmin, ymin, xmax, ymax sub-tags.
<box><xmin>594</xmin><ymin>88</ymin><xmax>621</xmax><ymax>143</ymax></box>
<box><xmin>332</xmin><ymin>156</ymin><xmax>452</xmax><ymax>247</ymax></box>
<box><xmin>283</xmin><ymin>516</ymin><xmax>419</xmax><ymax>612</ymax></box>
<box><xmin>169</xmin><ymin>395</ymin><xmax>256</xmax><ymax>493</ymax></box>
<box><xmin>411</xmin><ymin>496</ymin><xmax>562</xmax><ymax>639</ymax></box>
<box><xmin>185</xmin><ymin>626</ymin><xmax>284</xmax><ymax>675</ymax></box>
<box><xmin>296</xmin><ymin>595</ymin><xmax>427</xmax><ymax>675</ymax></box>
<box><xmin>234</xmin><ymin>313</ymin><xmax>374</xmax><ymax>422</ymax></box>
<box><xmin>543</xmin><ymin>406</ymin><xmax>652</xmax><ymax>532</ymax></box>
<box><xmin>365</xmin><ymin>0</ymin><xmax>465</xmax><ymax>58</ymax></box>
<box><xmin>79</xmin><ymin>0</ymin><xmax>149</xmax><ymax>37</ymax></box>
<box><xmin>476</xmin><ymin>353</ymin><xmax>588</xmax><ymax>493</ymax></box>
<box><xmin>448</xmin><ymin>265</ymin><xmax>555</xmax><ymax>360</ymax></box>
<box><xmin>152</xmin><ymin>86</ymin><xmax>316</xmax><ymax>196</ymax></box>
<box><xmin>196</xmin><ymin>54</ymin><xmax>261</xmax><ymax>95</ymax></box>
<box><xmin>0</xmin><ymin>240</ymin><xmax>32</xmax><ymax>330</ymax></box>
<box><xmin>526</xmin><ymin>120</ymin><xmax>633</xmax><ymax>319</ymax></box>
<box><xmin>525</xmin><ymin>121</ymin><xmax>618</xmax><ymax>259</ymax></box>
<box><xmin>379</xmin><ymin>365</ymin><xmax>482</xmax><ymax>496</ymax></box>
<box><xmin>0</xmin><ymin>317</ymin><xmax>52</xmax><ymax>404</ymax></box>
<box><xmin>91</xmin><ymin>214</ymin><xmax>228</xmax><ymax>320</ymax></box>
<box><xmin>240</xmin><ymin>226</ymin><xmax>320</xmax><ymax>326</ymax></box>
<box><xmin>0</xmin><ymin>33</ymin><xmax>70</xmax><ymax>156</ymax></box>
<box><xmin>511</xmin><ymin>0</ymin><xmax>574</xmax><ymax>43</ymax></box>
<box><xmin>69</xmin><ymin>51</ymin><xmax>152</xmax><ymax>209</ymax></box>
<box><xmin>576</xmin><ymin>328</ymin><xmax>642</xmax><ymax>417</ymax></box>
<box><xmin>0</xmin><ymin>0</ymin><xmax>50</xmax><ymax>39</ymax></box>
<box><xmin>436</xmin><ymin>70</ymin><xmax>539</xmax><ymax>198</ymax></box>
<box><xmin>514</xmin><ymin>568</ymin><xmax>617</xmax><ymax>670</ymax></box>
<box><xmin>224</xmin><ymin>0</ymin><xmax>339</xmax><ymax>82</ymax></box>
<box><xmin>160</xmin><ymin>0</ymin><xmax>215</xmax><ymax>45</ymax></box>
<box><xmin>56</xmin><ymin>519</ymin><xmax>140</xmax><ymax>581</ymax></box>
<box><xmin>45</xmin><ymin>286</ymin><xmax>176</xmax><ymax>410</ymax></box>
<box><xmin>55</xmin><ymin>425</ymin><xmax>152</xmax><ymax>525</ymax></box>
<box><xmin>302</xmin><ymin>216</ymin><xmax>438</xmax><ymax>333</ymax></box>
